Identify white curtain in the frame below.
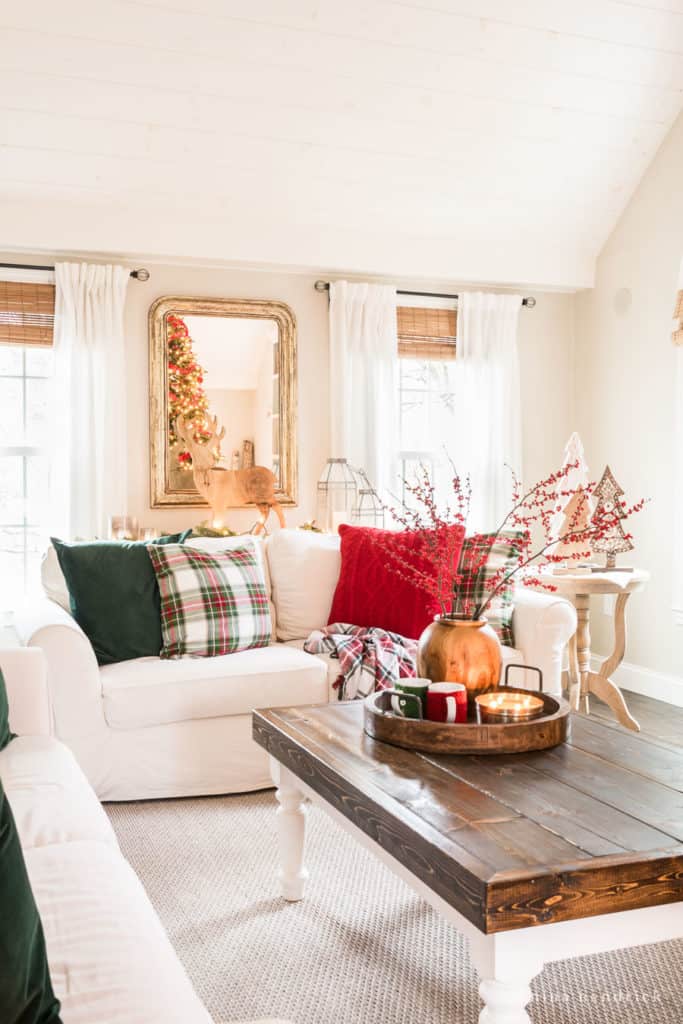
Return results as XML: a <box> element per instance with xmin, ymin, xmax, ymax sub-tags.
<box><xmin>50</xmin><ymin>263</ymin><xmax>130</xmax><ymax>539</ymax></box>
<box><xmin>329</xmin><ymin>281</ymin><xmax>398</xmax><ymax>497</ymax></box>
<box><xmin>453</xmin><ymin>292</ymin><xmax>523</xmax><ymax>531</ymax></box>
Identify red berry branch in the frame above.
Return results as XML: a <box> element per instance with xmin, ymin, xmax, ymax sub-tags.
<box><xmin>367</xmin><ymin>462</ymin><xmax>646</xmax><ymax>621</ymax></box>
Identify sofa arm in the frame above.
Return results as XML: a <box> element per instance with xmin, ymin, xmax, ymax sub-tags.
<box><xmin>0</xmin><ymin>647</ymin><xmax>52</xmax><ymax>736</ymax></box>
<box><xmin>512</xmin><ymin>587</ymin><xmax>576</xmax><ymax>696</ymax></box>
<box><xmin>13</xmin><ymin>599</ymin><xmax>105</xmax><ymax>740</ymax></box>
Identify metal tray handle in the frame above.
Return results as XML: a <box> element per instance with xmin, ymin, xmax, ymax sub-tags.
<box><xmin>502</xmin><ymin>664</ymin><xmax>544</xmax><ymax>693</ymax></box>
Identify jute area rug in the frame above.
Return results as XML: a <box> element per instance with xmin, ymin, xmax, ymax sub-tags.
<box><xmin>107</xmin><ymin>791</ymin><xmax>682</xmax><ymax>1024</ymax></box>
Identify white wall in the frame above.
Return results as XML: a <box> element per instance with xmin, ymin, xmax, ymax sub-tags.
<box><xmin>575</xmin><ymin>112</ymin><xmax>683</xmax><ymax>683</ymax></box>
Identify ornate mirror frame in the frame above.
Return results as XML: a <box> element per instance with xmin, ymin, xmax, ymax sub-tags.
<box><xmin>149</xmin><ymin>295</ymin><xmax>297</xmax><ymax>509</ymax></box>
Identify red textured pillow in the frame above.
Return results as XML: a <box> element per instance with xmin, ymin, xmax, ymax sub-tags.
<box><xmin>328</xmin><ymin>524</ymin><xmax>466</xmax><ymax>640</ymax></box>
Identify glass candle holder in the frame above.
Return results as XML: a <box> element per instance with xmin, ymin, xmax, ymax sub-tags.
<box><xmin>109</xmin><ymin>515</ymin><xmax>139</xmax><ymax>541</ymax></box>
<box><xmin>138</xmin><ymin>527</ymin><xmax>161</xmax><ymax>542</ymax></box>
<box><xmin>475</xmin><ymin>690</ymin><xmax>544</xmax><ymax>724</ymax></box>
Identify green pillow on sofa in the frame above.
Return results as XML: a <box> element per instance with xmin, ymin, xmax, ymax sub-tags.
<box><xmin>52</xmin><ymin>532</ymin><xmax>191</xmax><ymax>666</ymax></box>
<box><xmin>0</xmin><ymin>668</ymin><xmax>62</xmax><ymax>1022</ymax></box>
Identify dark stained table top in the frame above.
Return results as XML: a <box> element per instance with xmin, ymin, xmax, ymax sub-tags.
<box><xmin>253</xmin><ymin>700</ymin><xmax>683</xmax><ymax>934</ymax></box>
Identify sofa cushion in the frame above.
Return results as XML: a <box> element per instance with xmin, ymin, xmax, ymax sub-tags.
<box><xmin>456</xmin><ymin>531</ymin><xmax>523</xmax><ymax>647</ymax></box>
<box><xmin>101</xmin><ymin>644</ymin><xmax>328</xmax><ymax>730</ymax></box>
<box><xmin>0</xmin><ymin>665</ymin><xmax>13</xmax><ymax>750</ymax></box>
<box><xmin>0</xmin><ymin>736</ymin><xmax>117</xmax><ymax>851</ymax></box>
<box><xmin>328</xmin><ymin>523</ymin><xmax>466</xmax><ymax>640</ymax></box>
<box><xmin>41</xmin><ymin>544</ymin><xmax>71</xmax><ymax>611</ymax></box>
<box><xmin>26</xmin><ymin>840</ymin><xmax>212</xmax><ymax>1024</ymax></box>
<box><xmin>51</xmin><ymin>532</ymin><xmax>191</xmax><ymax>665</ymax></box>
<box><xmin>186</xmin><ymin>534</ymin><xmax>276</xmax><ymax>631</ymax></box>
<box><xmin>0</xmin><ymin>778</ymin><xmax>62</xmax><ymax>1024</ymax></box>
<box><xmin>267</xmin><ymin>529</ymin><xmax>341</xmax><ymax>641</ymax></box>
<box><xmin>149</xmin><ymin>544</ymin><xmax>273</xmax><ymax>658</ymax></box>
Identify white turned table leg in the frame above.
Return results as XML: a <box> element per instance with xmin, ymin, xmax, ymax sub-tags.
<box><xmin>471</xmin><ymin>933</ymin><xmax>544</xmax><ymax>1024</ymax></box>
<box><xmin>275</xmin><ymin>765</ymin><xmax>308</xmax><ymax>901</ymax></box>
<box><xmin>479</xmin><ymin>978</ymin><xmax>533</xmax><ymax>1024</ymax></box>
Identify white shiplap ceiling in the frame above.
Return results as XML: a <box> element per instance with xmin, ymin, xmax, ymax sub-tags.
<box><xmin>1</xmin><ymin>0</ymin><xmax>683</xmax><ymax>288</ymax></box>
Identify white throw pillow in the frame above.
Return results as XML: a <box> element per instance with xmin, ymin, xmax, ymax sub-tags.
<box><xmin>41</xmin><ymin>546</ymin><xmax>71</xmax><ymax>611</ymax></box>
<box><xmin>266</xmin><ymin>529</ymin><xmax>341</xmax><ymax>641</ymax></box>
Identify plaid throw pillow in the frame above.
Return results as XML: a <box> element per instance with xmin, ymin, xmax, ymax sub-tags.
<box><xmin>454</xmin><ymin>532</ymin><xmax>522</xmax><ymax>648</ymax></box>
<box><xmin>147</xmin><ymin>544</ymin><xmax>272</xmax><ymax>658</ymax></box>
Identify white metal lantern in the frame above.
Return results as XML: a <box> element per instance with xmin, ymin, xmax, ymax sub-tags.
<box><xmin>350</xmin><ymin>468</ymin><xmax>384</xmax><ymax>528</ymax></box>
<box><xmin>351</xmin><ymin>486</ymin><xmax>385</xmax><ymax>528</ymax></box>
<box><xmin>316</xmin><ymin>458</ymin><xmax>358</xmax><ymax>532</ymax></box>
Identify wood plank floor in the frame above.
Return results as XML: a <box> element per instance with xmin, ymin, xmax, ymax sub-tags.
<box><xmin>578</xmin><ymin>689</ymin><xmax>683</xmax><ymax>750</ymax></box>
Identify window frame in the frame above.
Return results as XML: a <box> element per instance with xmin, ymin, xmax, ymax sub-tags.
<box><xmin>396</xmin><ymin>302</ymin><xmax>458</xmax><ymax>506</ymax></box>
<box><xmin>0</xmin><ymin>272</ymin><xmax>55</xmax><ymax>608</ymax></box>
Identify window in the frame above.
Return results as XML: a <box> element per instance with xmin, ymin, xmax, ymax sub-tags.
<box><xmin>0</xmin><ymin>280</ymin><xmax>55</xmax><ymax>610</ymax></box>
<box><xmin>397</xmin><ymin>305</ymin><xmax>457</xmax><ymax>507</ymax></box>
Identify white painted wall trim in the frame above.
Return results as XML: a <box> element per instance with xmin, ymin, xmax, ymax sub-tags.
<box><xmin>591</xmin><ymin>656</ymin><xmax>683</xmax><ymax>708</ymax></box>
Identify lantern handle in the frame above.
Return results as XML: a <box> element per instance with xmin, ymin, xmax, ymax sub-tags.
<box><xmin>502</xmin><ymin>664</ymin><xmax>544</xmax><ymax>693</ymax></box>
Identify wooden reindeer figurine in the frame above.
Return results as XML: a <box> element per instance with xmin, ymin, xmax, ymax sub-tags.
<box><xmin>175</xmin><ymin>415</ymin><xmax>285</xmax><ymax>534</ymax></box>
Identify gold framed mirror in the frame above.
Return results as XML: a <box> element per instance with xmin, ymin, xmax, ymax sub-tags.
<box><xmin>149</xmin><ymin>296</ymin><xmax>297</xmax><ymax>509</ymax></box>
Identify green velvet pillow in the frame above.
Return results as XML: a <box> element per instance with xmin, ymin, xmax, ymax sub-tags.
<box><xmin>52</xmin><ymin>532</ymin><xmax>191</xmax><ymax>666</ymax></box>
<box><xmin>0</xmin><ymin>667</ymin><xmax>14</xmax><ymax>751</ymax></box>
<box><xmin>0</xmin><ymin>779</ymin><xmax>63</xmax><ymax>1022</ymax></box>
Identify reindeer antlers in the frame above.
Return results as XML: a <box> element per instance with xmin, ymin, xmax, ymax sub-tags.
<box><xmin>175</xmin><ymin>413</ymin><xmax>224</xmax><ymax>471</ymax></box>
<box><xmin>205</xmin><ymin>415</ymin><xmax>226</xmax><ymax>443</ymax></box>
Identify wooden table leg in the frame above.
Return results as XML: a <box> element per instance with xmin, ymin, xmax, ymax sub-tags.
<box><xmin>470</xmin><ymin>933</ymin><xmax>544</xmax><ymax>1024</ymax></box>
<box><xmin>567</xmin><ymin>630</ymin><xmax>581</xmax><ymax>711</ymax></box>
<box><xmin>589</xmin><ymin>592</ymin><xmax>640</xmax><ymax>733</ymax></box>
<box><xmin>574</xmin><ymin>594</ymin><xmax>592</xmax><ymax>714</ymax></box>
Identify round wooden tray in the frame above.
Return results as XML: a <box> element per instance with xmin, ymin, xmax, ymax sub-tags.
<box><xmin>364</xmin><ymin>687</ymin><xmax>571</xmax><ymax>755</ymax></box>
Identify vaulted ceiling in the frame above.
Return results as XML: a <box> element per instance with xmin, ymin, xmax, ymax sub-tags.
<box><xmin>1</xmin><ymin>0</ymin><xmax>682</xmax><ymax>288</ymax></box>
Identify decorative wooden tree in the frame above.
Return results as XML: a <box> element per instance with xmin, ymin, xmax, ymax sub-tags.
<box><xmin>561</xmin><ymin>432</ymin><xmax>590</xmax><ymax>490</ymax></box>
<box><xmin>591</xmin><ymin>465</ymin><xmax>634</xmax><ymax>569</ymax></box>
<box><xmin>553</xmin><ymin>488</ymin><xmax>594</xmax><ymax>562</ymax></box>
<box><xmin>552</xmin><ymin>433</ymin><xmax>593</xmax><ymax>561</ymax></box>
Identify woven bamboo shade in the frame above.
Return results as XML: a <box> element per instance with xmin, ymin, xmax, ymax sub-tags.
<box><xmin>0</xmin><ymin>281</ymin><xmax>55</xmax><ymax>347</ymax></box>
<box><xmin>673</xmin><ymin>289</ymin><xmax>683</xmax><ymax>346</ymax></box>
<box><xmin>397</xmin><ymin>305</ymin><xmax>456</xmax><ymax>360</ymax></box>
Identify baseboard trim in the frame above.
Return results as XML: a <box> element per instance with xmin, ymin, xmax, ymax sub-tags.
<box><xmin>590</xmin><ymin>656</ymin><xmax>683</xmax><ymax>708</ymax></box>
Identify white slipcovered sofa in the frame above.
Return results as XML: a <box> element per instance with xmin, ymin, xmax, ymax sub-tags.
<box><xmin>0</xmin><ymin>647</ymin><xmax>289</xmax><ymax>1024</ymax></box>
<box><xmin>15</xmin><ymin>529</ymin><xmax>576</xmax><ymax>802</ymax></box>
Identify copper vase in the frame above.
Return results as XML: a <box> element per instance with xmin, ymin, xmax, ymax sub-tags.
<box><xmin>417</xmin><ymin>616</ymin><xmax>502</xmax><ymax>704</ymax></box>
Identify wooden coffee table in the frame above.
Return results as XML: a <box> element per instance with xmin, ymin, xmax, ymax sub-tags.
<box><xmin>253</xmin><ymin>701</ymin><xmax>683</xmax><ymax>1024</ymax></box>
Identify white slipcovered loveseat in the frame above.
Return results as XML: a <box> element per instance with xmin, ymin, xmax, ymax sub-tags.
<box><xmin>16</xmin><ymin>529</ymin><xmax>576</xmax><ymax>802</ymax></box>
<box><xmin>0</xmin><ymin>647</ymin><xmax>289</xmax><ymax>1024</ymax></box>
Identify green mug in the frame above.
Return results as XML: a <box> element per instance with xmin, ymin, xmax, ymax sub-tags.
<box><xmin>386</xmin><ymin>678</ymin><xmax>430</xmax><ymax>719</ymax></box>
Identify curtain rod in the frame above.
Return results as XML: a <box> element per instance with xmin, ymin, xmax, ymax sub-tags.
<box><xmin>314</xmin><ymin>280</ymin><xmax>536</xmax><ymax>308</ymax></box>
<box><xmin>0</xmin><ymin>261</ymin><xmax>150</xmax><ymax>281</ymax></box>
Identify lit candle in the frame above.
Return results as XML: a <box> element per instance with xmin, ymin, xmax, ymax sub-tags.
<box><xmin>475</xmin><ymin>690</ymin><xmax>544</xmax><ymax>723</ymax></box>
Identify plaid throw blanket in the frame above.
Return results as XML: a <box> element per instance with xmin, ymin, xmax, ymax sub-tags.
<box><xmin>304</xmin><ymin>623</ymin><xmax>417</xmax><ymax>701</ymax></box>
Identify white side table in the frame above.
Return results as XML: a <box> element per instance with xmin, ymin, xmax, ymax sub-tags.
<box><xmin>541</xmin><ymin>569</ymin><xmax>650</xmax><ymax>732</ymax></box>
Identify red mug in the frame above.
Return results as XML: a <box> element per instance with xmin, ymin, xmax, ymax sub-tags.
<box><xmin>426</xmin><ymin>682</ymin><xmax>468</xmax><ymax>723</ymax></box>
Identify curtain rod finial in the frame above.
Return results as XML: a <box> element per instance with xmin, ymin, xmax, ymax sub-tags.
<box><xmin>314</xmin><ymin>279</ymin><xmax>328</xmax><ymax>292</ymax></box>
